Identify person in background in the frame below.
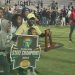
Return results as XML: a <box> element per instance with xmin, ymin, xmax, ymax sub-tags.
<box><xmin>15</xmin><ymin>12</ymin><xmax>42</xmax><ymax>36</ymax></box>
<box><xmin>21</xmin><ymin>7</ymin><xmax>30</xmax><ymax>22</ymax></box>
<box><xmin>68</xmin><ymin>9</ymin><xmax>71</xmax><ymax>18</ymax></box>
<box><xmin>4</xmin><ymin>5</ymin><xmax>13</xmax><ymax>21</ymax></box>
<box><xmin>0</xmin><ymin>19</ymin><xmax>12</xmax><ymax>75</ymax></box>
<box><xmin>51</xmin><ymin>1</ymin><xmax>56</xmax><ymax>10</ymax></box>
<box><xmin>11</xmin><ymin>14</ymin><xmax>23</xmax><ymax>43</ymax></box>
<box><xmin>11</xmin><ymin>14</ymin><xmax>23</xmax><ymax>34</ymax></box>
<box><xmin>69</xmin><ymin>7</ymin><xmax>75</xmax><ymax>41</ymax></box>
<box><xmin>46</xmin><ymin>9</ymin><xmax>51</xmax><ymax>25</ymax></box>
<box><xmin>38</xmin><ymin>9</ymin><xmax>43</xmax><ymax>25</ymax></box>
<box><xmin>41</xmin><ymin>8</ymin><xmax>47</xmax><ymax>26</ymax></box>
<box><xmin>68</xmin><ymin>2</ymin><xmax>73</xmax><ymax>10</ymax></box>
<box><xmin>61</xmin><ymin>7</ymin><xmax>67</xmax><ymax>26</ymax></box>
<box><xmin>51</xmin><ymin>9</ymin><xmax>57</xmax><ymax>25</ymax></box>
<box><xmin>66</xmin><ymin>9</ymin><xmax>72</xmax><ymax>25</ymax></box>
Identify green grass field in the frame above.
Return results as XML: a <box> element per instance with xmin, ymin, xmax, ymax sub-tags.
<box><xmin>36</xmin><ymin>26</ymin><xmax>75</xmax><ymax>75</ymax></box>
<box><xmin>1</xmin><ymin>25</ymin><xmax>75</xmax><ymax>75</ymax></box>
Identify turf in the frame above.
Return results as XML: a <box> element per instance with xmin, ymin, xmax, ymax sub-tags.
<box><xmin>0</xmin><ymin>25</ymin><xmax>75</xmax><ymax>75</ymax></box>
<box><xmin>36</xmin><ymin>25</ymin><xmax>75</xmax><ymax>75</ymax></box>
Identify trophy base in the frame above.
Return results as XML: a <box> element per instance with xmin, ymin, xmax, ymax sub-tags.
<box><xmin>41</xmin><ymin>42</ymin><xmax>63</xmax><ymax>52</ymax></box>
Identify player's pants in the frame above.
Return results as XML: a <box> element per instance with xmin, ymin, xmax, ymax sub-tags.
<box><xmin>17</xmin><ymin>68</ymin><xmax>27</xmax><ymax>75</ymax></box>
<box><xmin>69</xmin><ymin>25</ymin><xmax>75</xmax><ymax>40</ymax></box>
<box><xmin>61</xmin><ymin>17</ymin><xmax>66</xmax><ymax>26</ymax></box>
<box><xmin>42</xmin><ymin>17</ymin><xmax>47</xmax><ymax>25</ymax></box>
<box><xmin>0</xmin><ymin>55</ymin><xmax>10</xmax><ymax>75</ymax></box>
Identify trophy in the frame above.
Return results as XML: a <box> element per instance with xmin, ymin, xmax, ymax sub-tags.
<box><xmin>44</xmin><ymin>29</ymin><xmax>52</xmax><ymax>51</ymax></box>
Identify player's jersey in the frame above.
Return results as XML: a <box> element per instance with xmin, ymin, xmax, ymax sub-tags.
<box><xmin>15</xmin><ymin>22</ymin><xmax>42</xmax><ymax>35</ymax></box>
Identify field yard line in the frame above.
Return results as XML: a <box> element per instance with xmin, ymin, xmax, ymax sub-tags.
<box><xmin>64</xmin><ymin>47</ymin><xmax>75</xmax><ymax>50</ymax></box>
